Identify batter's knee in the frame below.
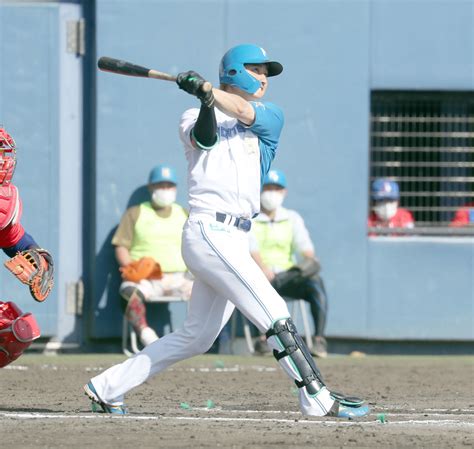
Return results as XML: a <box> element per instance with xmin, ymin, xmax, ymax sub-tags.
<box><xmin>180</xmin><ymin>326</ymin><xmax>220</xmax><ymax>356</ymax></box>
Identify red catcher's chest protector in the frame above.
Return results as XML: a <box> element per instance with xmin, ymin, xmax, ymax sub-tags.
<box><xmin>0</xmin><ymin>301</ymin><xmax>40</xmax><ymax>368</ymax></box>
<box><xmin>0</xmin><ymin>185</ymin><xmax>22</xmax><ymax>230</ymax></box>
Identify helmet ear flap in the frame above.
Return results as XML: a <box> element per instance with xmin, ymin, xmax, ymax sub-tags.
<box><xmin>221</xmin><ymin>62</ymin><xmax>262</xmax><ymax>94</ymax></box>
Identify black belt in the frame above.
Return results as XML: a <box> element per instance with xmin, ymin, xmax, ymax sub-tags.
<box><xmin>216</xmin><ymin>212</ymin><xmax>252</xmax><ymax>232</ymax></box>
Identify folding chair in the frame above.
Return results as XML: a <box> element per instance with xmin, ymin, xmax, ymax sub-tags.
<box><xmin>240</xmin><ymin>298</ymin><xmax>313</xmax><ymax>354</ymax></box>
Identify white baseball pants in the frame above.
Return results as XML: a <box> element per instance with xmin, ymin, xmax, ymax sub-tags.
<box><xmin>90</xmin><ymin>212</ymin><xmax>334</xmax><ymax>415</ymax></box>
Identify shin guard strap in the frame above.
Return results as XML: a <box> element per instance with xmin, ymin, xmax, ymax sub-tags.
<box><xmin>272</xmin><ymin>345</ymin><xmax>298</xmax><ymax>361</ymax></box>
<box><xmin>295</xmin><ymin>373</ymin><xmax>320</xmax><ymax>389</ymax></box>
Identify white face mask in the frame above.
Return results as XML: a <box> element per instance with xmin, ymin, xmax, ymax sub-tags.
<box><xmin>151</xmin><ymin>188</ymin><xmax>176</xmax><ymax>207</ymax></box>
<box><xmin>260</xmin><ymin>191</ymin><xmax>285</xmax><ymax>211</ymax></box>
<box><xmin>373</xmin><ymin>201</ymin><xmax>398</xmax><ymax>221</ymax></box>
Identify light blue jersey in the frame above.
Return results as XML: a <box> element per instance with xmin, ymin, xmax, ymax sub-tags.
<box><xmin>248</xmin><ymin>101</ymin><xmax>284</xmax><ymax>185</ymax></box>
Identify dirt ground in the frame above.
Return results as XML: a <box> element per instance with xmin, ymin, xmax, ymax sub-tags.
<box><xmin>0</xmin><ymin>353</ymin><xmax>472</xmax><ymax>449</ymax></box>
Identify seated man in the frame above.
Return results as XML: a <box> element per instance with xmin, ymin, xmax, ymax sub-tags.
<box><xmin>450</xmin><ymin>201</ymin><xmax>474</xmax><ymax>227</ymax></box>
<box><xmin>249</xmin><ymin>169</ymin><xmax>329</xmax><ymax>358</ymax></box>
<box><xmin>113</xmin><ymin>164</ymin><xmax>192</xmax><ymax>347</ymax></box>
<box><xmin>368</xmin><ymin>178</ymin><xmax>414</xmax><ymax>234</ymax></box>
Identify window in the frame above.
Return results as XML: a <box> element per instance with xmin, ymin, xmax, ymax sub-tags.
<box><xmin>369</xmin><ymin>91</ymin><xmax>474</xmax><ymax>235</ymax></box>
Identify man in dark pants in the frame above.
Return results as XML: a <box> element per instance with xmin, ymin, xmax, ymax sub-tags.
<box><xmin>250</xmin><ymin>169</ymin><xmax>328</xmax><ymax>357</ymax></box>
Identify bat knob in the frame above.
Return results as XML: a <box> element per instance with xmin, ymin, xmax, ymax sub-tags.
<box><xmin>202</xmin><ymin>81</ymin><xmax>212</xmax><ymax>93</ymax></box>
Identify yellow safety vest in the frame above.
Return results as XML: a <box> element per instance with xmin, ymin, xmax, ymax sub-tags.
<box><xmin>130</xmin><ymin>202</ymin><xmax>187</xmax><ymax>272</ymax></box>
<box><xmin>252</xmin><ymin>218</ymin><xmax>294</xmax><ymax>270</ymax></box>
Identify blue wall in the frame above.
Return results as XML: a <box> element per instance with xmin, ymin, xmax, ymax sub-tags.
<box><xmin>91</xmin><ymin>0</ymin><xmax>473</xmax><ymax>341</ymax></box>
<box><xmin>0</xmin><ymin>3</ymin><xmax>83</xmax><ymax>341</ymax></box>
<box><xmin>2</xmin><ymin>1</ymin><xmax>472</xmax><ymax>342</ymax></box>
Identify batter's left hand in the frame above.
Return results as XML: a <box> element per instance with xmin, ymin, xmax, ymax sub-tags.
<box><xmin>176</xmin><ymin>71</ymin><xmax>213</xmax><ymax>105</ymax></box>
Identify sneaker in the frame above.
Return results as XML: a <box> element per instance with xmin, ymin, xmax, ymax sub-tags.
<box><xmin>83</xmin><ymin>381</ymin><xmax>128</xmax><ymax>415</ymax></box>
<box><xmin>312</xmin><ymin>336</ymin><xmax>328</xmax><ymax>358</ymax></box>
<box><xmin>139</xmin><ymin>327</ymin><xmax>159</xmax><ymax>346</ymax></box>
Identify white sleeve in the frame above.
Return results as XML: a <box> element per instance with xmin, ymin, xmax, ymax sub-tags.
<box><xmin>178</xmin><ymin>108</ymin><xmax>200</xmax><ymax>152</ymax></box>
<box><xmin>288</xmin><ymin>210</ymin><xmax>314</xmax><ymax>255</ymax></box>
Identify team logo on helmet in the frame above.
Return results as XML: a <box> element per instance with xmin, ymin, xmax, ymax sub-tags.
<box><xmin>371</xmin><ymin>178</ymin><xmax>399</xmax><ymax>200</ymax></box>
<box><xmin>268</xmin><ymin>171</ymin><xmax>279</xmax><ymax>183</ymax></box>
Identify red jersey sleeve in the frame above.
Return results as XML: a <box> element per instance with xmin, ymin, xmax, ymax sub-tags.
<box><xmin>0</xmin><ymin>222</ymin><xmax>25</xmax><ymax>248</ymax></box>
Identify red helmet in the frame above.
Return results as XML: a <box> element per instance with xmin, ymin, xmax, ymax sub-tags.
<box><xmin>0</xmin><ymin>128</ymin><xmax>17</xmax><ymax>185</ymax></box>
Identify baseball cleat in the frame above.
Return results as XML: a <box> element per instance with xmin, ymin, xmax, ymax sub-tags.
<box><xmin>331</xmin><ymin>402</ymin><xmax>370</xmax><ymax>418</ymax></box>
<box><xmin>330</xmin><ymin>391</ymin><xmax>365</xmax><ymax>407</ymax></box>
<box><xmin>83</xmin><ymin>381</ymin><xmax>128</xmax><ymax>415</ymax></box>
<box><xmin>327</xmin><ymin>396</ymin><xmax>370</xmax><ymax>418</ymax></box>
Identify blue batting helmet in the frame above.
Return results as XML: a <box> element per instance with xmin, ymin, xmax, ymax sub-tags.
<box><xmin>263</xmin><ymin>169</ymin><xmax>287</xmax><ymax>188</ymax></box>
<box><xmin>371</xmin><ymin>178</ymin><xmax>400</xmax><ymax>201</ymax></box>
<box><xmin>148</xmin><ymin>164</ymin><xmax>177</xmax><ymax>185</ymax></box>
<box><xmin>219</xmin><ymin>44</ymin><xmax>283</xmax><ymax>94</ymax></box>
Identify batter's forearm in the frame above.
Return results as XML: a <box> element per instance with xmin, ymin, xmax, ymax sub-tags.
<box><xmin>212</xmin><ymin>89</ymin><xmax>255</xmax><ymax>125</ymax></box>
<box><xmin>192</xmin><ymin>103</ymin><xmax>218</xmax><ymax>149</ymax></box>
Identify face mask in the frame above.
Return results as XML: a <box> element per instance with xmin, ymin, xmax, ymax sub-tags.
<box><xmin>152</xmin><ymin>188</ymin><xmax>176</xmax><ymax>207</ymax></box>
<box><xmin>373</xmin><ymin>201</ymin><xmax>398</xmax><ymax>221</ymax></box>
<box><xmin>260</xmin><ymin>191</ymin><xmax>285</xmax><ymax>211</ymax></box>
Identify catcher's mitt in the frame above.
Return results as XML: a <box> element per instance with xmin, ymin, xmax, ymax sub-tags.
<box><xmin>120</xmin><ymin>257</ymin><xmax>163</xmax><ymax>283</ymax></box>
<box><xmin>4</xmin><ymin>248</ymin><xmax>54</xmax><ymax>302</ymax></box>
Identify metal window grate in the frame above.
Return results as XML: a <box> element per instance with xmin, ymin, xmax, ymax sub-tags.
<box><xmin>370</xmin><ymin>91</ymin><xmax>474</xmax><ymax>235</ymax></box>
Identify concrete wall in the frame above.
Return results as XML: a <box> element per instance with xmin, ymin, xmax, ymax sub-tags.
<box><xmin>1</xmin><ymin>0</ymin><xmax>472</xmax><ymax>343</ymax></box>
<box><xmin>91</xmin><ymin>0</ymin><xmax>473</xmax><ymax>341</ymax></box>
<box><xmin>0</xmin><ymin>3</ymin><xmax>83</xmax><ymax>341</ymax></box>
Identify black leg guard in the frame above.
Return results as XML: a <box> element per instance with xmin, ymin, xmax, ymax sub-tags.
<box><xmin>266</xmin><ymin>318</ymin><xmax>326</xmax><ymax>395</ymax></box>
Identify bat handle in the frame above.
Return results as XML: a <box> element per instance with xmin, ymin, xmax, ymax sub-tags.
<box><xmin>202</xmin><ymin>81</ymin><xmax>212</xmax><ymax>93</ymax></box>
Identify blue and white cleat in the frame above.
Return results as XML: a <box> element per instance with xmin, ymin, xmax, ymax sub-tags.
<box><xmin>83</xmin><ymin>381</ymin><xmax>128</xmax><ymax>415</ymax></box>
<box><xmin>328</xmin><ymin>392</ymin><xmax>370</xmax><ymax>418</ymax></box>
<box><xmin>331</xmin><ymin>402</ymin><xmax>370</xmax><ymax>418</ymax></box>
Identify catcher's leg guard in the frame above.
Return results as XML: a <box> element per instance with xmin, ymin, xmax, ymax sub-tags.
<box><xmin>0</xmin><ymin>301</ymin><xmax>40</xmax><ymax>368</ymax></box>
<box><xmin>265</xmin><ymin>318</ymin><xmax>335</xmax><ymax>416</ymax></box>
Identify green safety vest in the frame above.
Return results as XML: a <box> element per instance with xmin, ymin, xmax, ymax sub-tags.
<box><xmin>130</xmin><ymin>202</ymin><xmax>187</xmax><ymax>272</ymax></box>
<box><xmin>252</xmin><ymin>218</ymin><xmax>294</xmax><ymax>270</ymax></box>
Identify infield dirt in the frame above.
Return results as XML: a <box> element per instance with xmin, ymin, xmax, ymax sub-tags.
<box><xmin>0</xmin><ymin>354</ymin><xmax>472</xmax><ymax>448</ymax></box>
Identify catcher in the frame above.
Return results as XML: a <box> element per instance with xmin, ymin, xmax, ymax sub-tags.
<box><xmin>114</xmin><ymin>164</ymin><xmax>192</xmax><ymax>347</ymax></box>
<box><xmin>0</xmin><ymin>127</ymin><xmax>54</xmax><ymax>368</ymax></box>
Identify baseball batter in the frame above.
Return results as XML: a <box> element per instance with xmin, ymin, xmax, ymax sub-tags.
<box><xmin>84</xmin><ymin>44</ymin><xmax>369</xmax><ymax>418</ymax></box>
